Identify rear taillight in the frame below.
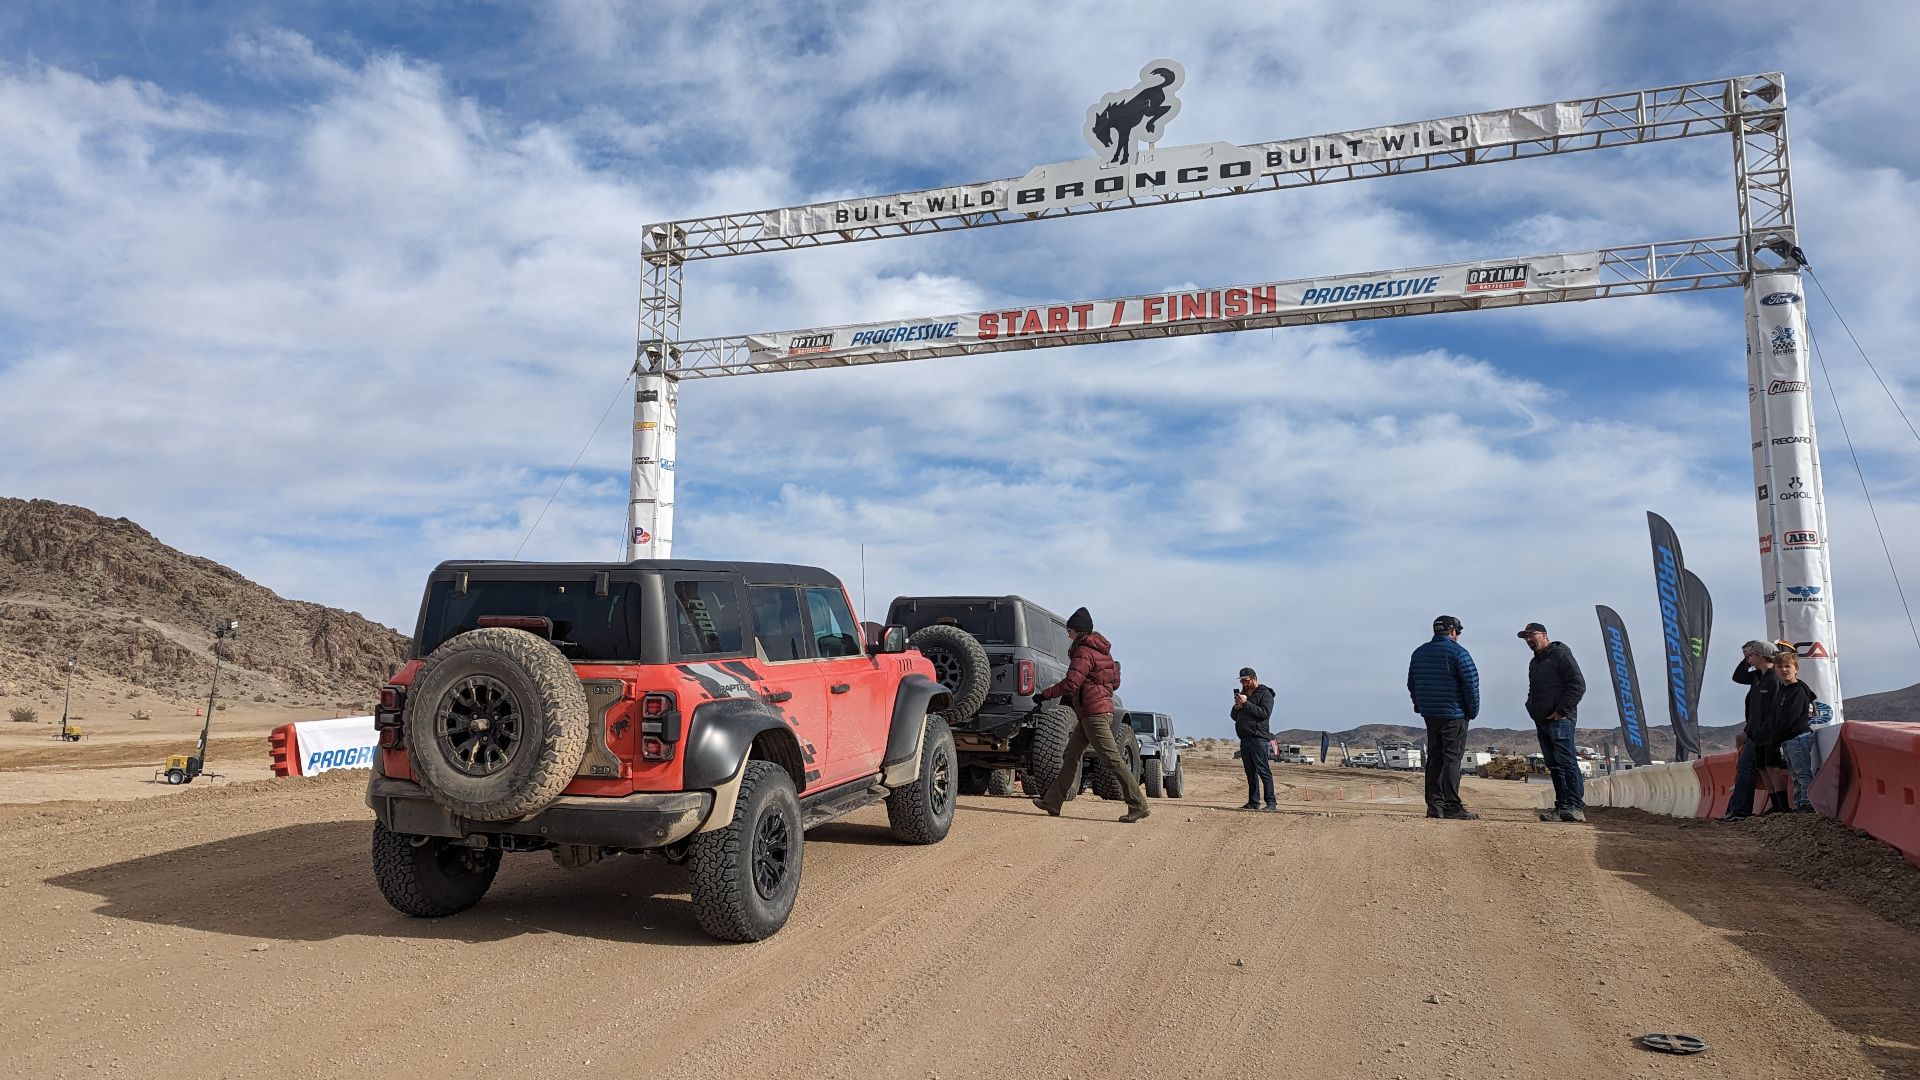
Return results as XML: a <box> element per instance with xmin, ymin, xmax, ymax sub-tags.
<box><xmin>639</xmin><ymin>692</ymin><xmax>681</xmax><ymax>761</ymax></box>
<box><xmin>1016</xmin><ymin>660</ymin><xmax>1036</xmax><ymax>696</ymax></box>
<box><xmin>375</xmin><ymin>685</ymin><xmax>406</xmax><ymax>748</ymax></box>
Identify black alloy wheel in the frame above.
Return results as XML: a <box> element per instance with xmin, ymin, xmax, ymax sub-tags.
<box><xmin>753</xmin><ymin>807</ymin><xmax>794</xmax><ymax>900</ymax></box>
<box><xmin>437</xmin><ymin>674</ymin><xmax>522</xmax><ymax>777</ymax></box>
<box><xmin>928</xmin><ymin>739</ymin><xmax>953</xmax><ymax>818</ymax></box>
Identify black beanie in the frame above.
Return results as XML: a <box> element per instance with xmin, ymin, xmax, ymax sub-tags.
<box><xmin>1066</xmin><ymin>606</ymin><xmax>1094</xmax><ymax>633</ymax></box>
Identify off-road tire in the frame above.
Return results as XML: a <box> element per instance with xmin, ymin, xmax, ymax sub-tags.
<box><xmin>1143</xmin><ymin>754</ymin><xmax>1164</xmax><ymax>798</ymax></box>
<box><xmin>687</xmin><ymin>760</ymin><xmax>804</xmax><ymax>942</ymax></box>
<box><xmin>986</xmin><ymin>768</ymin><xmax>1017</xmax><ymax>797</ymax></box>
<box><xmin>1090</xmin><ymin>724</ymin><xmax>1143</xmax><ymax>802</ymax></box>
<box><xmin>887</xmin><ymin>714</ymin><xmax>956</xmax><ymax>844</ymax></box>
<box><xmin>370</xmin><ymin>821</ymin><xmax>500</xmax><ymax>918</ymax></box>
<box><xmin>1023</xmin><ymin>704</ymin><xmax>1079</xmax><ymax>800</ymax></box>
<box><xmin>958</xmin><ymin>766</ymin><xmax>990</xmax><ymax>796</ymax></box>
<box><xmin>403</xmin><ymin>627</ymin><xmax>589</xmax><ymax>822</ymax></box>
<box><xmin>1166</xmin><ymin>758</ymin><xmax>1186</xmax><ymax>798</ymax></box>
<box><xmin>906</xmin><ymin>624</ymin><xmax>991</xmax><ymax>723</ymax></box>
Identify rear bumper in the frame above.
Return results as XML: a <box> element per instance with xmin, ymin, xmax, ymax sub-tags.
<box><xmin>367</xmin><ymin>776</ymin><xmax>713</xmax><ymax>849</ymax></box>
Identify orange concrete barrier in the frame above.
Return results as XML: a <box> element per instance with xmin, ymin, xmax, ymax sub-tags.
<box><xmin>1834</xmin><ymin>722</ymin><xmax>1920</xmax><ymax>867</ymax></box>
<box><xmin>268</xmin><ymin>723</ymin><xmax>301</xmax><ymax>778</ymax></box>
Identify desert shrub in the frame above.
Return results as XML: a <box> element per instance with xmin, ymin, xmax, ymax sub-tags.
<box><xmin>131</xmin><ymin>709</ymin><xmax>151</xmax><ymax>721</ymax></box>
<box><xmin>8</xmin><ymin>707</ymin><xmax>36</xmax><ymax>723</ymax></box>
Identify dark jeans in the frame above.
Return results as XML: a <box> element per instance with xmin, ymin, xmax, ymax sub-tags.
<box><xmin>1239</xmin><ymin>737</ymin><xmax>1275</xmax><ymax>806</ymax></box>
<box><xmin>1422</xmin><ymin>716</ymin><xmax>1467</xmax><ymax>814</ymax></box>
<box><xmin>1534</xmin><ymin>717</ymin><xmax>1584</xmax><ymax>811</ymax></box>
<box><xmin>1726</xmin><ymin>740</ymin><xmax>1761</xmax><ymax>818</ymax></box>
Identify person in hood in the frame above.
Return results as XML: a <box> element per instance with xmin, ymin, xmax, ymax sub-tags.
<box><xmin>1030</xmin><ymin>606</ymin><xmax>1149</xmax><ymax>823</ymax></box>
<box><xmin>1408</xmin><ymin>615</ymin><xmax>1481</xmax><ymax>820</ymax></box>
<box><xmin>1521</xmin><ymin>622</ymin><xmax>1587</xmax><ymax>822</ymax></box>
<box><xmin>1232</xmin><ymin>667</ymin><xmax>1278</xmax><ymax>811</ymax></box>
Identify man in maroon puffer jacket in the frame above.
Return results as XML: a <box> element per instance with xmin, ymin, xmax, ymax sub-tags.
<box><xmin>1030</xmin><ymin>606</ymin><xmax>1150</xmax><ymax>823</ymax></box>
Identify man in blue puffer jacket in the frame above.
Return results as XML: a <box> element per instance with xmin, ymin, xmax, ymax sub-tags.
<box><xmin>1407</xmin><ymin>615</ymin><xmax>1481</xmax><ymax>820</ymax></box>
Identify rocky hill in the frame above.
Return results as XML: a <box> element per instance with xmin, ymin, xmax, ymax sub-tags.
<box><xmin>0</xmin><ymin>498</ymin><xmax>408</xmax><ymax>708</ymax></box>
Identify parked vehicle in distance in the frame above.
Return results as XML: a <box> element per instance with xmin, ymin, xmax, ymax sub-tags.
<box><xmin>366</xmin><ymin>560</ymin><xmax>955</xmax><ymax>942</ymax></box>
<box><xmin>1124</xmin><ymin>710</ymin><xmax>1185</xmax><ymax>798</ymax></box>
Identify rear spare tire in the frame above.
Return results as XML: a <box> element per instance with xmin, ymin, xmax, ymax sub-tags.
<box><xmin>403</xmin><ymin>627</ymin><xmax>589</xmax><ymax>822</ymax></box>
<box><xmin>1023</xmin><ymin>704</ymin><xmax>1079</xmax><ymax>800</ymax></box>
<box><xmin>906</xmin><ymin>624</ymin><xmax>991</xmax><ymax>723</ymax></box>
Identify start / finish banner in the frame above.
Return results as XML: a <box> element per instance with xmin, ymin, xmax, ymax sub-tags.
<box><xmin>745</xmin><ymin>252</ymin><xmax>1601</xmax><ymax>366</ymax></box>
<box><xmin>294</xmin><ymin>715</ymin><xmax>378</xmax><ymax>775</ymax></box>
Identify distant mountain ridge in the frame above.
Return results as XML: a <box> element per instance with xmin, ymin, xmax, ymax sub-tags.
<box><xmin>0</xmin><ymin>497</ymin><xmax>409</xmax><ymax>707</ymax></box>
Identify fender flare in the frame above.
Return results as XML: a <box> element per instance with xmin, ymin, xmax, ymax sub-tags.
<box><xmin>681</xmin><ymin>698</ymin><xmax>798</xmax><ymax>791</ymax></box>
<box><xmin>883</xmin><ymin>675</ymin><xmax>952</xmax><ymax>770</ymax></box>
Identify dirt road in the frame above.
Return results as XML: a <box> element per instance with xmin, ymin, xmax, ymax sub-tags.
<box><xmin>6</xmin><ymin>752</ymin><xmax>1918</xmax><ymax>1079</ymax></box>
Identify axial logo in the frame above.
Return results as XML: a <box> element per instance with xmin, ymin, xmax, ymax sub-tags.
<box><xmin>786</xmin><ymin>332</ymin><xmax>834</xmax><ymax>355</ymax></box>
<box><xmin>1465</xmin><ymin>265</ymin><xmax>1528</xmax><ymax>292</ymax></box>
<box><xmin>1756</xmin><ymin>484</ymin><xmax>1769</xmax><ymax>501</ymax></box>
<box><xmin>1767</xmin><ymin>379</ymin><xmax>1809</xmax><ymax>395</ymax></box>
<box><xmin>1786</xmin><ymin>585</ymin><xmax>1823</xmax><ymax>603</ymax></box>
<box><xmin>1761</xmin><ymin>291</ymin><xmax>1801</xmax><ymax>306</ymax></box>
<box><xmin>1770</xmin><ymin>325</ymin><xmax>1798</xmax><ymax>355</ymax></box>
<box><xmin>1778</xmin><ymin>475</ymin><xmax>1811</xmax><ymax>500</ymax></box>
<box><xmin>1785</xmin><ymin>529</ymin><xmax>1819</xmax><ymax>548</ymax></box>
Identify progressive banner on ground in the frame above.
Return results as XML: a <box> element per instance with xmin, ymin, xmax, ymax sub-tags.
<box><xmin>1594</xmin><ymin>605</ymin><xmax>1653</xmax><ymax>767</ymax></box>
<box><xmin>293</xmin><ymin>715</ymin><xmax>378</xmax><ymax>775</ymax></box>
<box><xmin>765</xmin><ymin>101</ymin><xmax>1581</xmax><ymax>237</ymax></box>
<box><xmin>1648</xmin><ymin>512</ymin><xmax>1705</xmax><ymax>761</ymax></box>
<box><xmin>744</xmin><ymin>252</ymin><xmax>1601</xmax><ymax>366</ymax></box>
<box><xmin>1681</xmin><ymin>567</ymin><xmax>1713</xmax><ymax>733</ymax></box>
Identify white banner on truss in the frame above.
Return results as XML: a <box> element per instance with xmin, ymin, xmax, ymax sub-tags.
<box><xmin>744</xmin><ymin>251</ymin><xmax>1602</xmax><ymax>367</ymax></box>
<box><xmin>766</xmin><ymin>102</ymin><xmax>1582</xmax><ymax>237</ymax></box>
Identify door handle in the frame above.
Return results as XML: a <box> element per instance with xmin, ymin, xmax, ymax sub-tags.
<box><xmin>830</xmin><ymin>683</ymin><xmax>850</xmax><ymax>694</ymax></box>
<box><xmin>763</xmin><ymin>690</ymin><xmax>793</xmax><ymax>704</ymax></box>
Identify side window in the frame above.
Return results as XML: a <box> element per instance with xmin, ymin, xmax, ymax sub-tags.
<box><xmin>803</xmin><ymin>587</ymin><xmax>862</xmax><ymax>659</ymax></box>
<box><xmin>1045</xmin><ymin>617</ymin><xmax>1071</xmax><ymax>660</ymax></box>
<box><xmin>671</xmin><ymin>579</ymin><xmax>745</xmax><ymax>657</ymax></box>
<box><xmin>749</xmin><ymin>586</ymin><xmax>808</xmax><ymax>662</ymax></box>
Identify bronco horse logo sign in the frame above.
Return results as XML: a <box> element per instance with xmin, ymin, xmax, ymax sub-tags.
<box><xmin>1085</xmin><ymin>60</ymin><xmax>1185</xmax><ymax>165</ymax></box>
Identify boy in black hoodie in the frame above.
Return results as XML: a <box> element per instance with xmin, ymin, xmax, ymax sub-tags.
<box><xmin>1724</xmin><ymin>647</ymin><xmax>1817</xmax><ymax>820</ymax></box>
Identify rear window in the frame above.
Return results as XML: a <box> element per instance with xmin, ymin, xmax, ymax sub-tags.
<box><xmin>417</xmin><ymin>579</ymin><xmax>641</xmax><ymax>661</ymax></box>
<box><xmin>888</xmin><ymin>600</ymin><xmax>1017</xmax><ymax>646</ymax></box>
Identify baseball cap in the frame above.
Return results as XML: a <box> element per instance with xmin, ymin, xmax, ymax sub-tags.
<box><xmin>1516</xmin><ymin>622</ymin><xmax>1548</xmax><ymax>639</ymax></box>
<box><xmin>1432</xmin><ymin>615</ymin><xmax>1463</xmax><ymax>632</ymax></box>
<box><xmin>1238</xmin><ymin>667</ymin><xmax>1257</xmax><ymax>679</ymax></box>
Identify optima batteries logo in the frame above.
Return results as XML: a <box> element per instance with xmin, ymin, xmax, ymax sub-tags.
<box><xmin>849</xmin><ymin>322</ymin><xmax>960</xmax><ymax>347</ymax></box>
<box><xmin>786</xmin><ymin>332</ymin><xmax>834</xmax><ymax>355</ymax></box>
<box><xmin>1465</xmin><ymin>265</ymin><xmax>1527</xmax><ymax>292</ymax></box>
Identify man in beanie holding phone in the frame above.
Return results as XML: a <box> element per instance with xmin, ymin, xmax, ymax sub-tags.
<box><xmin>1030</xmin><ymin>606</ymin><xmax>1150</xmax><ymax>823</ymax></box>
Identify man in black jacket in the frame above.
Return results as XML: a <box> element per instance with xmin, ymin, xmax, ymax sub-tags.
<box><xmin>1232</xmin><ymin>667</ymin><xmax>1277</xmax><ymax>811</ymax></box>
<box><xmin>1520</xmin><ymin>622</ymin><xmax>1587</xmax><ymax>822</ymax></box>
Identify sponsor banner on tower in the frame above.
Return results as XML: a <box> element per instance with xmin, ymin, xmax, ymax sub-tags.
<box><xmin>763</xmin><ymin>59</ymin><xmax>1581</xmax><ymax>238</ymax></box>
<box><xmin>1747</xmin><ymin>272</ymin><xmax>1842</xmax><ymax>725</ymax></box>
<box><xmin>628</xmin><ymin>375</ymin><xmax>678</xmax><ymax>560</ymax></box>
<box><xmin>744</xmin><ymin>252</ymin><xmax>1602</xmax><ymax>367</ymax></box>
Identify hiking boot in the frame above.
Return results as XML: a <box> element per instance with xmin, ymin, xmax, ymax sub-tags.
<box><xmin>1238</xmin><ymin>802</ymin><xmax>1261</xmax><ymax>811</ymax></box>
<box><xmin>1441</xmin><ymin>810</ymin><xmax>1480</xmax><ymax>821</ymax></box>
<box><xmin>1031</xmin><ymin>798</ymin><xmax>1060</xmax><ymax>818</ymax></box>
<box><xmin>1557</xmin><ymin>808</ymin><xmax>1588</xmax><ymax>823</ymax></box>
<box><xmin>1537</xmin><ymin>809</ymin><xmax>1561</xmax><ymax>822</ymax></box>
<box><xmin>1719</xmin><ymin>812</ymin><xmax>1750</xmax><ymax>822</ymax></box>
<box><xmin>1262</xmin><ymin>804</ymin><xmax>1279</xmax><ymax>813</ymax></box>
<box><xmin>1119</xmin><ymin>808</ymin><xmax>1150</xmax><ymax>823</ymax></box>
<box><xmin>1427</xmin><ymin>808</ymin><xmax>1443</xmax><ymax>819</ymax></box>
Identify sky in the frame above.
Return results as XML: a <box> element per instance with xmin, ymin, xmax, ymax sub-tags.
<box><xmin>1</xmin><ymin>0</ymin><xmax>1916</xmax><ymax>739</ymax></box>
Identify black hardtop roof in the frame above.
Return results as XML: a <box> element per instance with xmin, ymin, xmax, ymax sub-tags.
<box><xmin>431</xmin><ymin>559</ymin><xmax>842</xmax><ymax>589</ymax></box>
<box><xmin>888</xmin><ymin>594</ymin><xmax>1055</xmax><ymax>614</ymax></box>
